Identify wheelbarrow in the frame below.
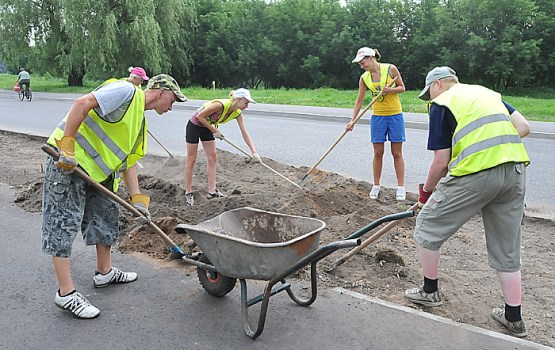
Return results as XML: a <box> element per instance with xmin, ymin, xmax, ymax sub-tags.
<box><xmin>175</xmin><ymin>206</ymin><xmax>415</xmax><ymax>339</ymax></box>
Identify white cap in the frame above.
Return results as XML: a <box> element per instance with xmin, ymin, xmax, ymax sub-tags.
<box><xmin>352</xmin><ymin>47</ymin><xmax>376</xmax><ymax>63</ymax></box>
<box><xmin>232</xmin><ymin>88</ymin><xmax>256</xmax><ymax>103</ymax></box>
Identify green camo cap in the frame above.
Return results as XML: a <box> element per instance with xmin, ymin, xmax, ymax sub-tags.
<box><xmin>146</xmin><ymin>74</ymin><xmax>188</xmax><ymax>102</ymax></box>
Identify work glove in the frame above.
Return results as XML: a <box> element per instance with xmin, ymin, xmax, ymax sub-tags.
<box><xmin>55</xmin><ymin>136</ymin><xmax>78</xmax><ymax>174</ymax></box>
<box><xmin>418</xmin><ymin>183</ymin><xmax>432</xmax><ymax>208</ymax></box>
<box><xmin>213</xmin><ymin>130</ymin><xmax>224</xmax><ymax>140</ymax></box>
<box><xmin>252</xmin><ymin>153</ymin><xmax>262</xmax><ymax>163</ymax></box>
<box><xmin>130</xmin><ymin>194</ymin><xmax>151</xmax><ymax>225</ymax></box>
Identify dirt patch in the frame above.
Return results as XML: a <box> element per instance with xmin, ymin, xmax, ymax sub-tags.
<box><xmin>3</xmin><ymin>131</ymin><xmax>554</xmax><ymax>347</ymax></box>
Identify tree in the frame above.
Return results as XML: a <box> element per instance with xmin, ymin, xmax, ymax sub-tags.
<box><xmin>0</xmin><ymin>0</ymin><xmax>196</xmax><ymax>86</ymax></box>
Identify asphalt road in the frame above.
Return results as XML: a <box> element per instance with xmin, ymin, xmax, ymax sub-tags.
<box><xmin>0</xmin><ymin>184</ymin><xmax>549</xmax><ymax>350</ymax></box>
<box><xmin>1</xmin><ymin>89</ymin><xmax>554</xmax><ymax>219</ymax></box>
<box><xmin>0</xmin><ymin>90</ymin><xmax>552</xmax><ymax>349</ymax></box>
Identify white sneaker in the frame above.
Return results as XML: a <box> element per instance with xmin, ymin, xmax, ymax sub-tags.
<box><xmin>55</xmin><ymin>290</ymin><xmax>100</xmax><ymax>319</ymax></box>
<box><xmin>185</xmin><ymin>192</ymin><xmax>194</xmax><ymax>206</ymax></box>
<box><xmin>93</xmin><ymin>267</ymin><xmax>138</xmax><ymax>288</ymax></box>
<box><xmin>369</xmin><ymin>185</ymin><xmax>380</xmax><ymax>199</ymax></box>
<box><xmin>207</xmin><ymin>189</ymin><xmax>227</xmax><ymax>199</ymax></box>
<box><xmin>396</xmin><ymin>186</ymin><xmax>406</xmax><ymax>201</ymax></box>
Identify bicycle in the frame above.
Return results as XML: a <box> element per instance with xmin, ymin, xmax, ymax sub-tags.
<box><xmin>18</xmin><ymin>84</ymin><xmax>32</xmax><ymax>102</ymax></box>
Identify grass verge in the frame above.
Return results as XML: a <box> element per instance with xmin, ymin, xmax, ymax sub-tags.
<box><xmin>1</xmin><ymin>74</ymin><xmax>553</xmax><ymax>121</ymax></box>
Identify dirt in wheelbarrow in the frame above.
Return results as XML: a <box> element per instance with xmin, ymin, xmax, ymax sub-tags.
<box><xmin>3</xmin><ymin>131</ymin><xmax>555</xmax><ymax>348</ymax></box>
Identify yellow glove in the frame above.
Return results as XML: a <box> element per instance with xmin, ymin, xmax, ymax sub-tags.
<box><xmin>130</xmin><ymin>194</ymin><xmax>151</xmax><ymax>225</ymax></box>
<box><xmin>55</xmin><ymin>136</ymin><xmax>77</xmax><ymax>173</ymax></box>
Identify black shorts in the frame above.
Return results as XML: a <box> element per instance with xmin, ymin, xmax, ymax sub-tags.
<box><xmin>186</xmin><ymin>120</ymin><xmax>215</xmax><ymax>144</ymax></box>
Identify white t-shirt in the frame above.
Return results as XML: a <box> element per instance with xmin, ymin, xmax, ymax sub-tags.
<box><xmin>92</xmin><ymin>81</ymin><xmax>136</xmax><ymax>122</ymax></box>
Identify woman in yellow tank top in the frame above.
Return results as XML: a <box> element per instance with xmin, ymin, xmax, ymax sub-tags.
<box><xmin>346</xmin><ymin>46</ymin><xmax>407</xmax><ymax>201</ymax></box>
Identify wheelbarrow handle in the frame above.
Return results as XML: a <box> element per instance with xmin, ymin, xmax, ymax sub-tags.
<box><xmin>41</xmin><ymin>144</ymin><xmax>186</xmax><ymax>256</ymax></box>
<box><xmin>268</xmin><ymin>238</ymin><xmax>361</xmax><ymax>285</ymax></box>
<box><xmin>345</xmin><ymin>208</ymin><xmax>416</xmax><ymax>240</ymax></box>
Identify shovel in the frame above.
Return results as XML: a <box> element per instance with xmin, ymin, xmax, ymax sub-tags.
<box><xmin>41</xmin><ymin>144</ymin><xmax>186</xmax><ymax>256</ymax></box>
<box><xmin>326</xmin><ymin>202</ymin><xmax>419</xmax><ymax>272</ymax></box>
<box><xmin>301</xmin><ymin>76</ymin><xmax>398</xmax><ymax>183</ymax></box>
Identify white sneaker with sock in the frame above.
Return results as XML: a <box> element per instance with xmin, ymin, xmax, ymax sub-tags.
<box><xmin>369</xmin><ymin>185</ymin><xmax>380</xmax><ymax>199</ymax></box>
<box><xmin>55</xmin><ymin>290</ymin><xmax>100</xmax><ymax>319</ymax></box>
<box><xmin>93</xmin><ymin>267</ymin><xmax>138</xmax><ymax>288</ymax></box>
<box><xmin>396</xmin><ymin>186</ymin><xmax>406</xmax><ymax>200</ymax></box>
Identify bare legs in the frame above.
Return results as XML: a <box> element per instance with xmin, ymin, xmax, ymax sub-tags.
<box><xmin>371</xmin><ymin>142</ymin><xmax>405</xmax><ymax>187</ymax></box>
<box><xmin>184</xmin><ymin>142</ymin><xmax>199</xmax><ymax>193</ymax></box>
<box><xmin>498</xmin><ymin>270</ymin><xmax>522</xmax><ymax>306</ymax></box>
<box><xmin>391</xmin><ymin>142</ymin><xmax>404</xmax><ymax>187</ymax></box>
<box><xmin>53</xmin><ymin>257</ymin><xmax>74</xmax><ymax>295</ymax></box>
<box><xmin>53</xmin><ymin>243</ymin><xmax>112</xmax><ymax>295</ymax></box>
<box><xmin>184</xmin><ymin>140</ymin><xmax>218</xmax><ymax>193</ymax></box>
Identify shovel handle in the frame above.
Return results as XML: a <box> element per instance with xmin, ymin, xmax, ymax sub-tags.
<box><xmin>302</xmin><ymin>76</ymin><xmax>398</xmax><ymax>182</ymax></box>
<box><xmin>329</xmin><ymin>202</ymin><xmax>419</xmax><ymax>271</ymax></box>
<box><xmin>41</xmin><ymin>144</ymin><xmax>185</xmax><ymax>255</ymax></box>
<box><xmin>221</xmin><ymin>138</ymin><xmax>303</xmax><ymax>190</ymax></box>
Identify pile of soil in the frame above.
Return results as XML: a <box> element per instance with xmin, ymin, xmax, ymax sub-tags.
<box><xmin>3</xmin><ymin>131</ymin><xmax>553</xmax><ymax>347</ymax></box>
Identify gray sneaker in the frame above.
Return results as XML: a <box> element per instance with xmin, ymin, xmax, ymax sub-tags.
<box><xmin>207</xmin><ymin>189</ymin><xmax>226</xmax><ymax>199</ymax></box>
<box><xmin>404</xmin><ymin>287</ymin><xmax>443</xmax><ymax>306</ymax></box>
<box><xmin>491</xmin><ymin>308</ymin><xmax>528</xmax><ymax>337</ymax></box>
<box><xmin>185</xmin><ymin>192</ymin><xmax>194</xmax><ymax>206</ymax></box>
<box><xmin>93</xmin><ymin>267</ymin><xmax>138</xmax><ymax>288</ymax></box>
<box><xmin>55</xmin><ymin>290</ymin><xmax>100</xmax><ymax>319</ymax></box>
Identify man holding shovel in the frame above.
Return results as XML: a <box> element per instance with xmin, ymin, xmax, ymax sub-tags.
<box><xmin>404</xmin><ymin>67</ymin><xmax>531</xmax><ymax>337</ymax></box>
<box><xmin>42</xmin><ymin>74</ymin><xmax>187</xmax><ymax>319</ymax></box>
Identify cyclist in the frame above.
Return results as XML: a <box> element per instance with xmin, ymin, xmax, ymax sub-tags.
<box><xmin>16</xmin><ymin>68</ymin><xmax>31</xmax><ymax>94</ymax></box>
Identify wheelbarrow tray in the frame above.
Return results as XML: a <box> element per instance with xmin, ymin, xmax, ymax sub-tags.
<box><xmin>175</xmin><ymin>207</ymin><xmax>326</xmax><ymax>280</ymax></box>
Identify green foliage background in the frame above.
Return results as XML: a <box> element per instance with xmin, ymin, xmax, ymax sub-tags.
<box><xmin>1</xmin><ymin>0</ymin><xmax>554</xmax><ymax>93</ymax></box>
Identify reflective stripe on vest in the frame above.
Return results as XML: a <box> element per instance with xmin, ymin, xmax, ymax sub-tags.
<box><xmin>432</xmin><ymin>83</ymin><xmax>529</xmax><ymax>176</ymax></box>
<box><xmin>48</xmin><ymin>79</ymin><xmax>146</xmax><ymax>191</ymax></box>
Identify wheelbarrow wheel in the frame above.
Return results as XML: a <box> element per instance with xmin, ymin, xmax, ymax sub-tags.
<box><xmin>197</xmin><ymin>255</ymin><xmax>236</xmax><ymax>297</ymax></box>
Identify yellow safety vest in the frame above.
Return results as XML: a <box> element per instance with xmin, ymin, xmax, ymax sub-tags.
<box><xmin>361</xmin><ymin>63</ymin><xmax>402</xmax><ymax>115</ymax></box>
<box><xmin>201</xmin><ymin>99</ymin><xmax>241</xmax><ymax>128</ymax></box>
<box><xmin>48</xmin><ymin>78</ymin><xmax>147</xmax><ymax>192</ymax></box>
<box><xmin>432</xmin><ymin>83</ymin><xmax>529</xmax><ymax>176</ymax></box>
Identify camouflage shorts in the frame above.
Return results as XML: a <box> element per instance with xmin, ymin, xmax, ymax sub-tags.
<box><xmin>41</xmin><ymin>156</ymin><xmax>119</xmax><ymax>258</ymax></box>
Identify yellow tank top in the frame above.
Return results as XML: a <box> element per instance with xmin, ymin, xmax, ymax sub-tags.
<box><xmin>361</xmin><ymin>63</ymin><xmax>402</xmax><ymax>116</ymax></box>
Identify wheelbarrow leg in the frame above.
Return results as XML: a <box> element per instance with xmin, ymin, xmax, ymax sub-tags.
<box><xmin>284</xmin><ymin>261</ymin><xmax>318</xmax><ymax>306</ymax></box>
<box><xmin>241</xmin><ymin>279</ymin><xmax>278</xmax><ymax>339</ymax></box>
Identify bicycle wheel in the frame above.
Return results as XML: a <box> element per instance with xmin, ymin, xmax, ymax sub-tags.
<box><xmin>26</xmin><ymin>89</ymin><xmax>32</xmax><ymax>101</ymax></box>
<box><xmin>19</xmin><ymin>90</ymin><xmax>24</xmax><ymax>101</ymax></box>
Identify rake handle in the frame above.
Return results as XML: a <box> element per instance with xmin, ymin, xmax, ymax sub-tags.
<box><xmin>221</xmin><ymin>137</ymin><xmax>303</xmax><ymax>189</ymax></box>
<box><xmin>302</xmin><ymin>76</ymin><xmax>398</xmax><ymax>182</ymax></box>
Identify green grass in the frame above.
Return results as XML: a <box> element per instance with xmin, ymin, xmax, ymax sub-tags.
<box><xmin>2</xmin><ymin>73</ymin><xmax>554</xmax><ymax>121</ymax></box>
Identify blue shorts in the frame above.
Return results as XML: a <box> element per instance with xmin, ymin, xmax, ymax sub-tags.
<box><xmin>370</xmin><ymin>113</ymin><xmax>406</xmax><ymax>143</ymax></box>
<box><xmin>41</xmin><ymin>156</ymin><xmax>119</xmax><ymax>258</ymax></box>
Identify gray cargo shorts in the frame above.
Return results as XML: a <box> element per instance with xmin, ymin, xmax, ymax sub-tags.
<box><xmin>41</xmin><ymin>155</ymin><xmax>119</xmax><ymax>258</ymax></box>
<box><xmin>414</xmin><ymin>162</ymin><xmax>526</xmax><ymax>272</ymax></box>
